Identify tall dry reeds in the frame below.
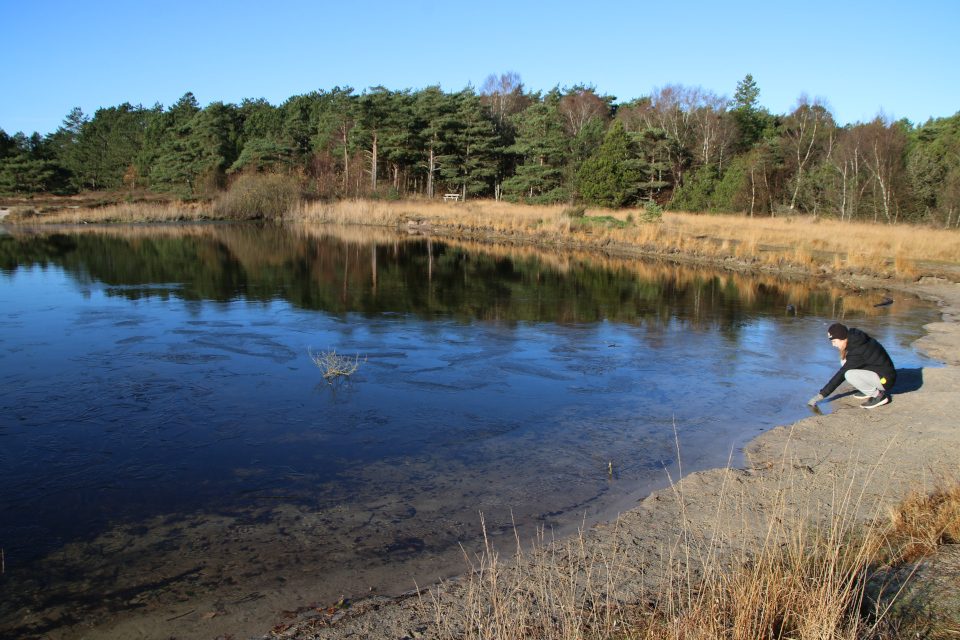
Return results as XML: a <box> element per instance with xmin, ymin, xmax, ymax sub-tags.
<box><xmin>287</xmin><ymin>199</ymin><xmax>578</xmax><ymax>232</ymax></box>
<box><xmin>290</xmin><ymin>199</ymin><xmax>406</xmax><ymax>225</ymax></box>
<box><xmin>663</xmin><ymin>210</ymin><xmax>960</xmax><ymax>271</ymax></box>
<box><xmin>421</xmin><ymin>456</ymin><xmax>960</xmax><ymax>640</ymax></box>
<box><xmin>422</xmin><ymin>516</ymin><xmax>630</xmax><ymax>640</ymax></box>
<box><xmin>283</xmin><ymin>200</ymin><xmax>959</xmax><ymax>279</ymax></box>
<box><xmin>12</xmin><ymin>201</ymin><xmax>206</xmax><ymax>224</ymax></box>
<box><xmin>12</xmin><ymin>198</ymin><xmax>960</xmax><ymax>280</ymax></box>
<box><xmin>879</xmin><ymin>472</ymin><xmax>960</xmax><ymax>564</ymax></box>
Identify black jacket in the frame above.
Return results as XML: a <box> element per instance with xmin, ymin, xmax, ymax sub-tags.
<box><xmin>820</xmin><ymin>327</ymin><xmax>897</xmax><ymax>397</ymax></box>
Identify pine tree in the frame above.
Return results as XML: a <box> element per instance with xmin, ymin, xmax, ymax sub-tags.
<box><xmin>440</xmin><ymin>89</ymin><xmax>498</xmax><ymax>200</ymax></box>
<box><xmin>378</xmin><ymin>90</ymin><xmax>417</xmax><ymax>194</ymax></box>
<box><xmin>502</xmin><ymin>101</ymin><xmax>570</xmax><ymax>203</ymax></box>
<box><xmin>281</xmin><ymin>93</ymin><xmax>322</xmax><ymax>159</ymax></box>
<box><xmin>354</xmin><ymin>87</ymin><xmax>396</xmax><ymax>193</ymax></box>
<box><xmin>137</xmin><ymin>93</ymin><xmax>201</xmax><ymax>189</ymax></box>
<box><xmin>149</xmin><ymin>100</ymin><xmax>240</xmax><ymax>197</ymax></box>
<box><xmin>312</xmin><ymin>88</ymin><xmax>357</xmax><ymax>194</ymax></box>
<box><xmin>414</xmin><ymin>87</ymin><xmax>458</xmax><ymax>198</ymax></box>
<box><xmin>732</xmin><ymin>74</ymin><xmax>764</xmax><ymax>150</ymax></box>
<box><xmin>0</xmin><ymin>129</ymin><xmax>71</xmax><ymax>194</ymax></box>
<box><xmin>577</xmin><ymin>120</ymin><xmax>641</xmax><ymax>207</ymax></box>
<box><xmin>47</xmin><ymin>107</ymin><xmax>88</xmax><ymax>191</ymax></box>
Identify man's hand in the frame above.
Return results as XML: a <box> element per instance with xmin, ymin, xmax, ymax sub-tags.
<box><xmin>808</xmin><ymin>393</ymin><xmax>824</xmax><ymax>406</ymax></box>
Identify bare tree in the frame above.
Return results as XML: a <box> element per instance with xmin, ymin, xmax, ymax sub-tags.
<box><xmin>688</xmin><ymin>91</ymin><xmax>734</xmax><ymax>168</ymax></box>
<box><xmin>743</xmin><ymin>149</ymin><xmax>764</xmax><ymax>217</ymax></box>
<box><xmin>741</xmin><ymin>144</ymin><xmax>786</xmax><ymax>217</ymax></box>
<box><xmin>480</xmin><ymin>72</ymin><xmax>526</xmax><ymax>126</ymax></box>
<box><xmin>649</xmin><ymin>84</ymin><xmax>698</xmax><ymax>144</ymax></box>
<box><xmin>782</xmin><ymin>94</ymin><xmax>835</xmax><ymax>211</ymax></box>
<box><xmin>480</xmin><ymin>72</ymin><xmax>529</xmax><ymax>200</ymax></box>
<box><xmin>617</xmin><ymin>88</ymin><xmax>735</xmax><ymax>197</ymax></box>
<box><xmin>557</xmin><ymin>86</ymin><xmax>609</xmax><ymax>138</ymax></box>
<box><xmin>828</xmin><ymin>127</ymin><xmax>868</xmax><ymax>221</ymax></box>
<box><xmin>647</xmin><ymin>84</ymin><xmax>706</xmax><ymax>186</ymax></box>
<box><xmin>614</xmin><ymin>97</ymin><xmax>655</xmax><ymax>133</ymax></box>
<box><xmin>861</xmin><ymin>114</ymin><xmax>908</xmax><ymax>222</ymax></box>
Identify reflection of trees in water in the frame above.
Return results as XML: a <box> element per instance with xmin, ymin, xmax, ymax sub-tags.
<box><xmin>1</xmin><ymin>222</ymin><xmax>895</xmax><ymax>329</ymax></box>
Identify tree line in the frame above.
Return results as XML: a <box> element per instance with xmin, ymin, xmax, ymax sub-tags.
<box><xmin>1</xmin><ymin>73</ymin><xmax>958</xmax><ymax>226</ymax></box>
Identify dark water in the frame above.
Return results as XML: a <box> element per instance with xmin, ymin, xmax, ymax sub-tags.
<box><xmin>0</xmin><ymin>222</ymin><xmax>942</xmax><ymax>636</ymax></box>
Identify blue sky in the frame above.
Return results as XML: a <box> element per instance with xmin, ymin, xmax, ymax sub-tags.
<box><xmin>2</xmin><ymin>0</ymin><xmax>958</xmax><ymax>137</ymax></box>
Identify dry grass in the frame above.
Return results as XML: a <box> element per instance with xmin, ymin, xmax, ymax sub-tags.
<box><xmin>10</xmin><ymin>198</ymin><xmax>960</xmax><ymax>279</ymax></box>
<box><xmin>308</xmin><ymin>348</ymin><xmax>366</xmax><ymax>380</ymax></box>
<box><xmin>879</xmin><ymin>473</ymin><xmax>960</xmax><ymax>564</ymax></box>
<box><xmin>290</xmin><ymin>199</ymin><xmax>623</xmax><ymax>234</ymax></box>
<box><xmin>283</xmin><ymin>201</ymin><xmax>960</xmax><ymax>279</ymax></box>
<box><xmin>8</xmin><ymin>201</ymin><xmax>209</xmax><ymax>224</ymax></box>
<box><xmin>662</xmin><ymin>211</ymin><xmax>960</xmax><ymax>264</ymax></box>
<box><xmin>421</xmin><ymin>460</ymin><xmax>960</xmax><ymax>640</ymax></box>
<box><xmin>422</xmin><ymin>517</ymin><xmax>630</xmax><ymax>640</ymax></box>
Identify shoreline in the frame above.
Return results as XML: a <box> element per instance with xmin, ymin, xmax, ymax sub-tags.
<box><xmin>242</xmin><ymin>274</ymin><xmax>960</xmax><ymax>639</ymax></box>
<box><xmin>7</xmin><ymin>198</ymin><xmax>960</xmax><ymax>283</ymax></box>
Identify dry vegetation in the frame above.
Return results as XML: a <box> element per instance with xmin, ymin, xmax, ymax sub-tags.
<box><xmin>287</xmin><ymin>200</ymin><xmax>960</xmax><ymax>280</ymax></box>
<box><xmin>420</xmin><ymin>469</ymin><xmax>960</xmax><ymax>640</ymax></box>
<box><xmin>211</xmin><ymin>172</ymin><xmax>302</xmax><ymax>219</ymax></box>
<box><xmin>7</xmin><ymin>196</ymin><xmax>960</xmax><ymax>280</ymax></box>
<box><xmin>4</xmin><ymin>201</ymin><xmax>210</xmax><ymax>224</ymax></box>
<box><xmin>880</xmin><ymin>476</ymin><xmax>960</xmax><ymax>564</ymax></box>
<box><xmin>308</xmin><ymin>348</ymin><xmax>366</xmax><ymax>380</ymax></box>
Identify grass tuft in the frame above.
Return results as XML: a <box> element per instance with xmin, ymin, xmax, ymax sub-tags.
<box><xmin>879</xmin><ymin>475</ymin><xmax>960</xmax><ymax>564</ymax></box>
<box><xmin>308</xmin><ymin>348</ymin><xmax>366</xmax><ymax>380</ymax></box>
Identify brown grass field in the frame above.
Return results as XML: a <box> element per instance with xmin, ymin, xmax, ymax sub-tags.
<box><xmin>10</xmin><ymin>197</ymin><xmax>959</xmax><ymax>281</ymax></box>
<box><xmin>287</xmin><ymin>199</ymin><xmax>960</xmax><ymax>279</ymax></box>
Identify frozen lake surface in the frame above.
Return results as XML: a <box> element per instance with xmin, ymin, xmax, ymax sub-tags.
<box><xmin>0</xmin><ymin>222</ymin><xmax>941</xmax><ymax>637</ymax></box>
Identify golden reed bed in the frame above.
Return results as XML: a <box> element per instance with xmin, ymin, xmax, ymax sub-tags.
<box><xmin>12</xmin><ymin>198</ymin><xmax>960</xmax><ymax>280</ymax></box>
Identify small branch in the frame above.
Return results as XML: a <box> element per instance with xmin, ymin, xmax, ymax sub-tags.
<box><xmin>309</xmin><ymin>348</ymin><xmax>366</xmax><ymax>380</ymax></box>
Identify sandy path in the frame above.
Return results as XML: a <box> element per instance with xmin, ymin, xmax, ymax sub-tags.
<box><xmin>233</xmin><ymin>276</ymin><xmax>960</xmax><ymax>640</ymax></box>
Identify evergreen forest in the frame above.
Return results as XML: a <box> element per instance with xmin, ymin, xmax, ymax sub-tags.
<box><xmin>2</xmin><ymin>73</ymin><xmax>958</xmax><ymax>227</ymax></box>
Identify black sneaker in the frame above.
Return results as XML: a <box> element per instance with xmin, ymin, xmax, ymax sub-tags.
<box><xmin>852</xmin><ymin>392</ymin><xmax>870</xmax><ymax>399</ymax></box>
<box><xmin>861</xmin><ymin>392</ymin><xmax>889</xmax><ymax>409</ymax></box>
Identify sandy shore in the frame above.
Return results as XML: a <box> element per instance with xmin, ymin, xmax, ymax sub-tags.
<box><xmin>235</xmin><ymin>275</ymin><xmax>960</xmax><ymax>640</ymax></box>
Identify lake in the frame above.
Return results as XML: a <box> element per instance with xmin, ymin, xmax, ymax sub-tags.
<box><xmin>0</xmin><ymin>222</ymin><xmax>941</xmax><ymax>638</ymax></box>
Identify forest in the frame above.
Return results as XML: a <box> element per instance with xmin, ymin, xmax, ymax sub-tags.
<box><xmin>1</xmin><ymin>73</ymin><xmax>958</xmax><ymax>227</ymax></box>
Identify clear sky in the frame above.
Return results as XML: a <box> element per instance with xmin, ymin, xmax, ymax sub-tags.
<box><xmin>3</xmin><ymin>0</ymin><xmax>958</xmax><ymax>137</ymax></box>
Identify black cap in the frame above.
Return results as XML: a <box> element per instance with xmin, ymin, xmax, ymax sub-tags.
<box><xmin>828</xmin><ymin>323</ymin><xmax>848</xmax><ymax>340</ymax></box>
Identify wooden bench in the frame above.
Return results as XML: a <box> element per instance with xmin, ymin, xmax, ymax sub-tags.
<box><xmin>443</xmin><ymin>193</ymin><xmax>460</xmax><ymax>202</ymax></box>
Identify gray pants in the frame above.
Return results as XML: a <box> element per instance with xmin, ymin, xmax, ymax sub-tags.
<box><xmin>844</xmin><ymin>369</ymin><xmax>886</xmax><ymax>398</ymax></box>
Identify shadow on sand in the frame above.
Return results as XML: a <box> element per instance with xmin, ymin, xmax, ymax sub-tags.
<box><xmin>892</xmin><ymin>367</ymin><xmax>925</xmax><ymax>394</ymax></box>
